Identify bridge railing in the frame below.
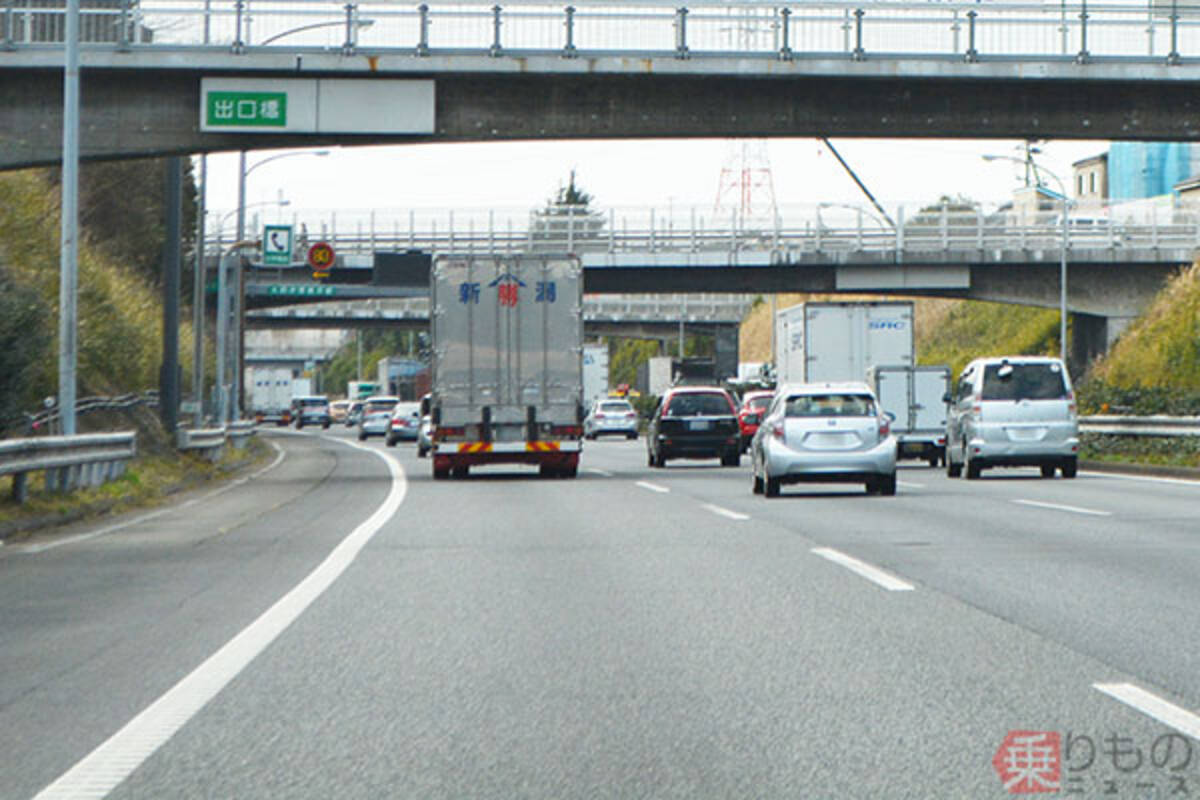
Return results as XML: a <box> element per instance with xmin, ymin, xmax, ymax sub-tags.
<box><xmin>212</xmin><ymin>203</ymin><xmax>1200</xmax><ymax>260</ymax></box>
<box><xmin>10</xmin><ymin>1</ymin><xmax>1200</xmax><ymax>65</ymax></box>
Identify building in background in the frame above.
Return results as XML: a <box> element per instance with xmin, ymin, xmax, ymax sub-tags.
<box><xmin>1071</xmin><ymin>154</ymin><xmax>1108</xmax><ymax>211</ymax></box>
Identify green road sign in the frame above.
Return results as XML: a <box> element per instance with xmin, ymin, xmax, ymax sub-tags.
<box><xmin>205</xmin><ymin>91</ymin><xmax>288</xmax><ymax>128</ymax></box>
<box><xmin>265</xmin><ymin>285</ymin><xmax>337</xmax><ymax>297</ymax></box>
<box><xmin>263</xmin><ymin>225</ymin><xmax>293</xmax><ymax>266</ymax></box>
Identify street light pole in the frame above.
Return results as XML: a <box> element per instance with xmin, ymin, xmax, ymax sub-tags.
<box><xmin>229</xmin><ymin>149</ymin><xmax>330</xmax><ymax>417</ymax></box>
<box><xmin>983</xmin><ymin>154</ymin><xmax>1070</xmax><ymax>366</ymax></box>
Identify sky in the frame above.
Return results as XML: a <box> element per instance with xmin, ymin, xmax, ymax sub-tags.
<box><xmin>200</xmin><ymin>137</ymin><xmax>1111</xmax><ymax>232</ymax></box>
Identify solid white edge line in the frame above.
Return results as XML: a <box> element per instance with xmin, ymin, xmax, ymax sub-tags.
<box><xmin>1093</xmin><ymin>683</ymin><xmax>1200</xmax><ymax>740</ymax></box>
<box><xmin>32</xmin><ymin>438</ymin><xmax>406</xmax><ymax>800</ymax></box>
<box><xmin>635</xmin><ymin>480</ymin><xmax>670</xmax><ymax>494</ymax></box>
<box><xmin>20</xmin><ymin>441</ymin><xmax>289</xmax><ymax>556</ymax></box>
<box><xmin>897</xmin><ymin>480</ymin><xmax>925</xmax><ymax>489</ymax></box>
<box><xmin>586</xmin><ymin>468</ymin><xmax>614</xmax><ymax>477</ymax></box>
<box><xmin>1012</xmin><ymin>498</ymin><xmax>1112</xmax><ymax>517</ymax></box>
<box><xmin>701</xmin><ymin>503</ymin><xmax>750</xmax><ymax>521</ymax></box>
<box><xmin>811</xmin><ymin>547</ymin><xmax>915</xmax><ymax>592</ymax></box>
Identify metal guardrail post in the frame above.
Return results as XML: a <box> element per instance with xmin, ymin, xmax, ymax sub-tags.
<box><xmin>342</xmin><ymin>2</ymin><xmax>358</xmax><ymax>55</ymax></box>
<box><xmin>416</xmin><ymin>4</ymin><xmax>429</xmax><ymax>56</ymax></box>
<box><xmin>675</xmin><ymin>7</ymin><xmax>689</xmax><ymax>60</ymax></box>
<box><xmin>1168</xmin><ymin>0</ymin><xmax>1181</xmax><ymax>65</ymax></box>
<box><xmin>852</xmin><ymin>9</ymin><xmax>865</xmax><ymax>61</ymax></box>
<box><xmin>490</xmin><ymin>5</ymin><xmax>502</xmax><ymax>57</ymax></box>
<box><xmin>1077</xmin><ymin>0</ymin><xmax>1090</xmax><ymax>64</ymax></box>
<box><xmin>3</xmin><ymin>0</ymin><xmax>13</xmax><ymax>51</ymax></box>
<box><xmin>117</xmin><ymin>0</ymin><xmax>131</xmax><ymax>50</ymax></box>
<box><xmin>563</xmin><ymin>6</ymin><xmax>577</xmax><ymax>58</ymax></box>
<box><xmin>778</xmin><ymin>8</ymin><xmax>792</xmax><ymax>61</ymax></box>
<box><xmin>965</xmin><ymin>10</ymin><xmax>978</xmax><ymax>63</ymax></box>
<box><xmin>233</xmin><ymin>0</ymin><xmax>245</xmax><ymax>54</ymax></box>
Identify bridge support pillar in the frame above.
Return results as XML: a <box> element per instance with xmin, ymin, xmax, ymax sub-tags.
<box><xmin>1069</xmin><ymin>313</ymin><xmax>1138</xmax><ymax>374</ymax></box>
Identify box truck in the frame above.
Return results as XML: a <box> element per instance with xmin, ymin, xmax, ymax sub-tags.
<box><xmin>582</xmin><ymin>343</ymin><xmax>609</xmax><ymax>405</ymax></box>
<box><xmin>248</xmin><ymin>367</ymin><xmax>296</xmax><ymax>424</ymax></box>
<box><xmin>774</xmin><ymin>301</ymin><xmax>915</xmax><ymax>384</ymax></box>
<box><xmin>430</xmin><ymin>254</ymin><xmax>584</xmax><ymax>479</ymax></box>
<box><xmin>867</xmin><ymin>364</ymin><xmax>952</xmax><ymax>466</ymax></box>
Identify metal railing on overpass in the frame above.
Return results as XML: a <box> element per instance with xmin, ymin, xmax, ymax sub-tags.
<box><xmin>214</xmin><ymin>204</ymin><xmax>1200</xmax><ymax>263</ymax></box>
<box><xmin>9</xmin><ymin>1</ymin><xmax>1200</xmax><ymax>67</ymax></box>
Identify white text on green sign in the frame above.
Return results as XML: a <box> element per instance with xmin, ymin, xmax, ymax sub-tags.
<box><xmin>206</xmin><ymin>92</ymin><xmax>287</xmax><ymax>128</ymax></box>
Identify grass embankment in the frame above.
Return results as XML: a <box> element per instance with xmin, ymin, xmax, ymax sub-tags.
<box><xmin>0</xmin><ymin>168</ymin><xmax>246</xmax><ymax>538</ymax></box>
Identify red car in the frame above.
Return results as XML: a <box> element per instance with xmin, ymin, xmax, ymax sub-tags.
<box><xmin>737</xmin><ymin>390</ymin><xmax>775</xmax><ymax>452</ymax></box>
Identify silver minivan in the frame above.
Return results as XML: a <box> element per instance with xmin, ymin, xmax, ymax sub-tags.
<box><xmin>944</xmin><ymin>356</ymin><xmax>1079</xmax><ymax>479</ymax></box>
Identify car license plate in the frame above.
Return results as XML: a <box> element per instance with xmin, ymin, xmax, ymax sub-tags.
<box><xmin>1006</xmin><ymin>427</ymin><xmax>1047</xmax><ymax>442</ymax></box>
<box><xmin>805</xmin><ymin>432</ymin><xmax>857</xmax><ymax>449</ymax></box>
<box><xmin>688</xmin><ymin>420</ymin><xmax>711</xmax><ymax>431</ymax></box>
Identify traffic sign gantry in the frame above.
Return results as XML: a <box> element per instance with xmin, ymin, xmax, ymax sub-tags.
<box><xmin>307</xmin><ymin>241</ymin><xmax>335</xmax><ymax>280</ymax></box>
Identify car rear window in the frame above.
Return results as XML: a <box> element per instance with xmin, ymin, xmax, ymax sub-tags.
<box><xmin>366</xmin><ymin>400</ymin><xmax>398</xmax><ymax>413</ymax></box>
<box><xmin>665</xmin><ymin>393</ymin><xmax>733</xmax><ymax>416</ymax></box>
<box><xmin>982</xmin><ymin>363</ymin><xmax>1068</xmax><ymax>401</ymax></box>
<box><xmin>298</xmin><ymin>398</ymin><xmax>327</xmax><ymax>407</ymax></box>
<box><xmin>785</xmin><ymin>393</ymin><xmax>877</xmax><ymax>418</ymax></box>
<box><xmin>600</xmin><ymin>402</ymin><xmax>632</xmax><ymax>413</ymax></box>
<box><xmin>748</xmin><ymin>395</ymin><xmax>773</xmax><ymax>410</ymax></box>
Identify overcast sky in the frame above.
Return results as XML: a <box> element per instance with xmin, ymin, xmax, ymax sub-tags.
<box><xmin>200</xmin><ymin>137</ymin><xmax>1110</xmax><ymax>229</ymax></box>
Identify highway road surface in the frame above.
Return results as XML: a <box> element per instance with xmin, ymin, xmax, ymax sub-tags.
<box><xmin>2</xmin><ymin>429</ymin><xmax>1198</xmax><ymax>798</ymax></box>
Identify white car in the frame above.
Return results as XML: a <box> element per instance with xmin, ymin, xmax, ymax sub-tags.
<box><xmin>750</xmin><ymin>382</ymin><xmax>897</xmax><ymax>497</ymax></box>
<box><xmin>357</xmin><ymin>396</ymin><xmax>400</xmax><ymax>440</ymax></box>
<box><xmin>583</xmin><ymin>399</ymin><xmax>639</xmax><ymax>440</ymax></box>
<box><xmin>386</xmin><ymin>402</ymin><xmax>422</xmax><ymax>446</ymax></box>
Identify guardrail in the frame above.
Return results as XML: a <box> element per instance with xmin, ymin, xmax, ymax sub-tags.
<box><xmin>10</xmin><ymin>1</ymin><xmax>1200</xmax><ymax>67</ymax></box>
<box><xmin>176</xmin><ymin>422</ymin><xmax>258</xmax><ymax>461</ymax></box>
<box><xmin>27</xmin><ymin>391</ymin><xmax>159</xmax><ymax>436</ymax></box>
<box><xmin>1079</xmin><ymin>415</ymin><xmax>1200</xmax><ymax>437</ymax></box>
<box><xmin>0</xmin><ymin>432</ymin><xmax>137</xmax><ymax>504</ymax></box>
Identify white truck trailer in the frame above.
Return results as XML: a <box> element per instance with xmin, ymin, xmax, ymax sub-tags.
<box><xmin>248</xmin><ymin>367</ymin><xmax>297</xmax><ymax>424</ymax></box>
<box><xmin>774</xmin><ymin>301</ymin><xmax>915</xmax><ymax>384</ymax></box>
<box><xmin>430</xmin><ymin>254</ymin><xmax>584</xmax><ymax>479</ymax></box>
<box><xmin>867</xmin><ymin>364</ymin><xmax>952</xmax><ymax>466</ymax></box>
<box><xmin>582</xmin><ymin>343</ymin><xmax>610</xmax><ymax>405</ymax></box>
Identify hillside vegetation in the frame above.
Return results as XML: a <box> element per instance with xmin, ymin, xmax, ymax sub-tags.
<box><xmin>0</xmin><ymin>169</ymin><xmax>197</xmax><ymax>431</ymax></box>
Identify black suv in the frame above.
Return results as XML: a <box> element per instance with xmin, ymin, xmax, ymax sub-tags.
<box><xmin>647</xmin><ymin>387</ymin><xmax>741</xmax><ymax>468</ymax></box>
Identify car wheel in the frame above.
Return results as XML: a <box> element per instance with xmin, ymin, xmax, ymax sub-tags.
<box><xmin>647</xmin><ymin>450</ymin><xmax>656</xmax><ymax>468</ymax></box>
<box><xmin>323</xmin><ymin>421</ymin><xmax>330</xmax><ymax>429</ymax></box>
<box><xmin>1062</xmin><ymin>457</ymin><xmax>1078</xmax><ymax>479</ymax></box>
<box><xmin>626</xmin><ymin>433</ymin><xmax>637</xmax><ymax>441</ymax></box>
<box><xmin>752</xmin><ymin>473</ymin><xmax>764</xmax><ymax>494</ymax></box>
<box><xmin>358</xmin><ymin>431</ymin><xmax>367</xmax><ymax>441</ymax></box>
<box><xmin>765</xmin><ymin>476</ymin><xmax>781</xmax><ymax>498</ymax></box>
<box><xmin>946</xmin><ymin>450</ymin><xmax>962</xmax><ymax>478</ymax></box>
<box><xmin>1041</xmin><ymin>464</ymin><xmax>1056</xmax><ymax>478</ymax></box>
<box><xmin>879</xmin><ymin>474</ymin><xmax>897</xmax><ymax>496</ymax></box>
<box><xmin>721</xmin><ymin>450</ymin><xmax>740</xmax><ymax>468</ymax></box>
<box><xmin>451</xmin><ymin>466</ymin><xmax>469</xmax><ymax>479</ymax></box>
<box><xmin>417</xmin><ymin>446</ymin><xmax>428</xmax><ymax>458</ymax></box>
<box><xmin>386</xmin><ymin>436</ymin><xmax>397</xmax><ymax>447</ymax></box>
<box><xmin>433</xmin><ymin>467</ymin><xmax>449</xmax><ymax>480</ymax></box>
<box><xmin>965</xmin><ymin>450</ymin><xmax>982</xmax><ymax>480</ymax></box>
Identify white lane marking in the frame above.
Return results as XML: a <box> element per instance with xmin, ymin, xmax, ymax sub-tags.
<box><xmin>1093</xmin><ymin>683</ymin><xmax>1200</xmax><ymax>740</ymax></box>
<box><xmin>701</xmin><ymin>503</ymin><xmax>750</xmax><ymax>521</ymax></box>
<box><xmin>897</xmin><ymin>480</ymin><xmax>925</xmax><ymax>489</ymax></box>
<box><xmin>811</xmin><ymin>547</ymin><xmax>915</xmax><ymax>592</ymax></box>
<box><xmin>1012</xmin><ymin>499</ymin><xmax>1112</xmax><ymax>517</ymax></box>
<box><xmin>19</xmin><ymin>441</ymin><xmax>288</xmax><ymax>556</ymax></box>
<box><xmin>635</xmin><ymin>480</ymin><xmax>670</xmax><ymax>494</ymax></box>
<box><xmin>32</xmin><ymin>438</ymin><xmax>406</xmax><ymax>800</ymax></box>
<box><xmin>587</xmin><ymin>468</ymin><xmax>614</xmax><ymax>477</ymax></box>
<box><xmin>1082</xmin><ymin>470</ymin><xmax>1200</xmax><ymax>488</ymax></box>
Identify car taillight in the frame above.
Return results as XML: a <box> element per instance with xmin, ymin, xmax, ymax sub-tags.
<box><xmin>626</xmin><ymin>412</ymin><xmax>636</xmax><ymax>419</ymax></box>
<box><xmin>595</xmin><ymin>412</ymin><xmax>606</xmax><ymax>419</ymax></box>
<box><xmin>878</xmin><ymin>417</ymin><xmax>890</xmax><ymax>438</ymax></box>
<box><xmin>972</xmin><ymin>393</ymin><xmax>982</xmax><ymax>416</ymax></box>
<box><xmin>770</xmin><ymin>421</ymin><xmax>785</xmax><ymax>443</ymax></box>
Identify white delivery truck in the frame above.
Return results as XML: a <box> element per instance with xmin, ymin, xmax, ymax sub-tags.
<box><xmin>430</xmin><ymin>254</ymin><xmax>584</xmax><ymax>479</ymax></box>
<box><xmin>248</xmin><ymin>367</ymin><xmax>297</xmax><ymax>424</ymax></box>
<box><xmin>773</xmin><ymin>301</ymin><xmax>915</xmax><ymax>384</ymax></box>
<box><xmin>582</xmin><ymin>343</ymin><xmax>610</xmax><ymax>405</ymax></box>
<box><xmin>867</xmin><ymin>364</ymin><xmax>952</xmax><ymax>466</ymax></box>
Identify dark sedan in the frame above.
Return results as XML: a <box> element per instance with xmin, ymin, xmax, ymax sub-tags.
<box><xmin>646</xmin><ymin>387</ymin><xmax>741</xmax><ymax>468</ymax></box>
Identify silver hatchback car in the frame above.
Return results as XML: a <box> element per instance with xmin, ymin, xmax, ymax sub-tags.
<box><xmin>750</xmin><ymin>382</ymin><xmax>898</xmax><ymax>497</ymax></box>
<box><xmin>944</xmin><ymin>356</ymin><xmax>1079</xmax><ymax>479</ymax></box>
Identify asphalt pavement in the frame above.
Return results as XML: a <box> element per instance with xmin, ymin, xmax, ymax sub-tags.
<box><xmin>4</xmin><ymin>430</ymin><xmax>1199</xmax><ymax>798</ymax></box>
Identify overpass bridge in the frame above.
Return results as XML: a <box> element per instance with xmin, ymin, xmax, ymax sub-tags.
<box><xmin>7</xmin><ymin>1</ymin><xmax>1200</xmax><ymax>166</ymax></box>
<box><xmin>229</xmin><ymin>203</ymin><xmax>1195</xmax><ymax>358</ymax></box>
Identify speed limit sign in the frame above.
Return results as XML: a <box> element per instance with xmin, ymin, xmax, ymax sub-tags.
<box><xmin>307</xmin><ymin>241</ymin><xmax>335</xmax><ymax>278</ymax></box>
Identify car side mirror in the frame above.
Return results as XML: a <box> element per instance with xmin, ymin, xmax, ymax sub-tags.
<box><xmin>885</xmin><ymin>411</ymin><xmax>896</xmax><ymax>422</ymax></box>
<box><xmin>942</xmin><ymin>392</ymin><xmax>952</xmax><ymax>404</ymax></box>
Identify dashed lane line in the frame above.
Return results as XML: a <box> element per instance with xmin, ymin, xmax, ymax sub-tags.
<box><xmin>635</xmin><ymin>481</ymin><xmax>670</xmax><ymax>494</ymax></box>
<box><xmin>1093</xmin><ymin>683</ymin><xmax>1200</xmax><ymax>740</ymax></box>
<box><xmin>701</xmin><ymin>503</ymin><xmax>750</xmax><ymax>521</ymax></box>
<box><xmin>811</xmin><ymin>547</ymin><xmax>915</xmax><ymax>592</ymax></box>
<box><xmin>1012</xmin><ymin>499</ymin><xmax>1112</xmax><ymax>517</ymax></box>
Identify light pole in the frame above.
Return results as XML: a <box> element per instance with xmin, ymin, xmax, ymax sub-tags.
<box><xmin>983</xmin><ymin>154</ymin><xmax>1069</xmax><ymax>365</ymax></box>
<box><xmin>231</xmin><ymin>149</ymin><xmax>330</xmax><ymax>416</ymax></box>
